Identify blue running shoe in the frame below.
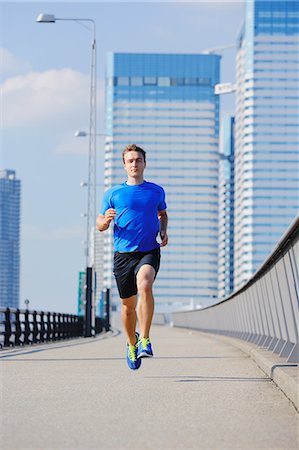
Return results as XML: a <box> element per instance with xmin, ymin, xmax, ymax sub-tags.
<box><xmin>137</xmin><ymin>337</ymin><xmax>153</xmax><ymax>358</ymax></box>
<box><xmin>126</xmin><ymin>333</ymin><xmax>141</xmax><ymax>370</ymax></box>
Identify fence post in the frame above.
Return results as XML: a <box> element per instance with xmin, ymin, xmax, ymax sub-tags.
<box><xmin>103</xmin><ymin>288</ymin><xmax>110</xmax><ymax>332</ymax></box>
<box><xmin>24</xmin><ymin>309</ymin><xmax>31</xmax><ymax>344</ymax></box>
<box><xmin>40</xmin><ymin>312</ymin><xmax>46</xmax><ymax>342</ymax></box>
<box><xmin>32</xmin><ymin>311</ymin><xmax>38</xmax><ymax>343</ymax></box>
<box><xmin>4</xmin><ymin>308</ymin><xmax>12</xmax><ymax>347</ymax></box>
<box><xmin>15</xmin><ymin>309</ymin><xmax>22</xmax><ymax>346</ymax></box>
<box><xmin>62</xmin><ymin>314</ymin><xmax>68</xmax><ymax>339</ymax></box>
<box><xmin>78</xmin><ymin>315</ymin><xmax>84</xmax><ymax>337</ymax></box>
<box><xmin>58</xmin><ymin>313</ymin><xmax>63</xmax><ymax>340</ymax></box>
<box><xmin>84</xmin><ymin>267</ymin><xmax>93</xmax><ymax>337</ymax></box>
<box><xmin>46</xmin><ymin>312</ymin><xmax>52</xmax><ymax>341</ymax></box>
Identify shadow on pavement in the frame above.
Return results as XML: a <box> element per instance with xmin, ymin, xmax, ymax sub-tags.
<box><xmin>145</xmin><ymin>375</ymin><xmax>271</xmax><ymax>382</ymax></box>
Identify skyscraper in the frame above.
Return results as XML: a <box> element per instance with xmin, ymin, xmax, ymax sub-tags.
<box><xmin>104</xmin><ymin>53</ymin><xmax>221</xmax><ymax>308</ymax></box>
<box><xmin>234</xmin><ymin>0</ymin><xmax>299</xmax><ymax>289</ymax></box>
<box><xmin>0</xmin><ymin>169</ymin><xmax>21</xmax><ymax>308</ymax></box>
<box><xmin>218</xmin><ymin>116</ymin><xmax>235</xmax><ymax>298</ymax></box>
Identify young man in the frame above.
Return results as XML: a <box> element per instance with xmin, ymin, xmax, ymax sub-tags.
<box><xmin>96</xmin><ymin>144</ymin><xmax>168</xmax><ymax>370</ymax></box>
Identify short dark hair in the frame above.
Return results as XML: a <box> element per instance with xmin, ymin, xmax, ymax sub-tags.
<box><xmin>122</xmin><ymin>144</ymin><xmax>146</xmax><ymax>163</ymax></box>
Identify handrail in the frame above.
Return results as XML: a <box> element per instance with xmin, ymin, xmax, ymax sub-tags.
<box><xmin>217</xmin><ymin>214</ymin><xmax>299</xmax><ymax>306</ymax></box>
<box><xmin>0</xmin><ymin>307</ymin><xmax>105</xmax><ymax>349</ymax></box>
<box><xmin>159</xmin><ymin>215</ymin><xmax>299</xmax><ymax>362</ymax></box>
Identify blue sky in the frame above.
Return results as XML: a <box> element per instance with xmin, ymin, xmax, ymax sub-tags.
<box><xmin>1</xmin><ymin>1</ymin><xmax>245</xmax><ymax>313</ymax></box>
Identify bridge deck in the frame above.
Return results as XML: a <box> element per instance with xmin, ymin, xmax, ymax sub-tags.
<box><xmin>1</xmin><ymin>322</ymin><xmax>298</xmax><ymax>449</ymax></box>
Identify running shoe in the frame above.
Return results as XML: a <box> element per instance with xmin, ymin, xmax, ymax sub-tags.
<box><xmin>126</xmin><ymin>332</ymin><xmax>141</xmax><ymax>370</ymax></box>
<box><xmin>137</xmin><ymin>337</ymin><xmax>153</xmax><ymax>358</ymax></box>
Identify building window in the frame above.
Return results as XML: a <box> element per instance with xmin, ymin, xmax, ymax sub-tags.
<box><xmin>158</xmin><ymin>77</ymin><xmax>170</xmax><ymax>86</ymax></box>
<box><xmin>198</xmin><ymin>77</ymin><xmax>211</xmax><ymax>86</ymax></box>
<box><xmin>131</xmin><ymin>77</ymin><xmax>143</xmax><ymax>86</ymax></box>
<box><xmin>185</xmin><ymin>77</ymin><xmax>198</xmax><ymax>85</ymax></box>
<box><xmin>117</xmin><ymin>77</ymin><xmax>130</xmax><ymax>86</ymax></box>
<box><xmin>144</xmin><ymin>77</ymin><xmax>157</xmax><ymax>85</ymax></box>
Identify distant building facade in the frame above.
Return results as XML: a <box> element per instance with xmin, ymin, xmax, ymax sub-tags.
<box><xmin>0</xmin><ymin>169</ymin><xmax>21</xmax><ymax>308</ymax></box>
<box><xmin>218</xmin><ymin>116</ymin><xmax>235</xmax><ymax>298</ymax></box>
<box><xmin>103</xmin><ymin>53</ymin><xmax>221</xmax><ymax>308</ymax></box>
<box><xmin>234</xmin><ymin>0</ymin><xmax>299</xmax><ymax>289</ymax></box>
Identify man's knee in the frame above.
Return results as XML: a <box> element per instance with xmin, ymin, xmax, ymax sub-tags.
<box><xmin>137</xmin><ymin>277</ymin><xmax>154</xmax><ymax>294</ymax></box>
<box><xmin>137</xmin><ymin>265</ymin><xmax>155</xmax><ymax>294</ymax></box>
<box><xmin>121</xmin><ymin>296</ymin><xmax>136</xmax><ymax>315</ymax></box>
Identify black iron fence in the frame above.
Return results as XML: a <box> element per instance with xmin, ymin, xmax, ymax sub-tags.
<box><xmin>0</xmin><ymin>289</ymin><xmax>111</xmax><ymax>349</ymax></box>
<box><xmin>0</xmin><ymin>308</ymin><xmax>82</xmax><ymax>348</ymax></box>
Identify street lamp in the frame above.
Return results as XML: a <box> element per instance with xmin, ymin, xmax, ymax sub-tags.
<box><xmin>74</xmin><ymin>130</ymin><xmax>112</xmax><ymax>138</ymax></box>
<box><xmin>75</xmin><ymin>130</ymin><xmax>88</xmax><ymax>137</ymax></box>
<box><xmin>36</xmin><ymin>13</ymin><xmax>97</xmax><ymax>337</ymax></box>
<box><xmin>75</xmin><ymin>129</ymin><xmax>112</xmax><ymax>192</ymax></box>
<box><xmin>202</xmin><ymin>44</ymin><xmax>237</xmax><ymax>95</ymax></box>
<box><xmin>76</xmin><ymin>129</ymin><xmax>112</xmax><ymax>191</ymax></box>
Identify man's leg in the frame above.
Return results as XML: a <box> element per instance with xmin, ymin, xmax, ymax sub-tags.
<box><xmin>136</xmin><ymin>264</ymin><xmax>156</xmax><ymax>339</ymax></box>
<box><xmin>121</xmin><ymin>295</ymin><xmax>138</xmax><ymax>345</ymax></box>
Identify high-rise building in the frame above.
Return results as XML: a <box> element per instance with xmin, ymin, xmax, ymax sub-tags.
<box><xmin>0</xmin><ymin>169</ymin><xmax>21</xmax><ymax>308</ymax></box>
<box><xmin>234</xmin><ymin>0</ymin><xmax>299</xmax><ymax>289</ymax></box>
<box><xmin>218</xmin><ymin>116</ymin><xmax>235</xmax><ymax>298</ymax></box>
<box><xmin>104</xmin><ymin>53</ymin><xmax>221</xmax><ymax>308</ymax></box>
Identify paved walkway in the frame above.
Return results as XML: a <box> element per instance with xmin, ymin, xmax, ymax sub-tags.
<box><xmin>1</xmin><ymin>322</ymin><xmax>298</xmax><ymax>450</ymax></box>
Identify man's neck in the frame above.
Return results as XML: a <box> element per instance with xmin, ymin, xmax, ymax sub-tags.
<box><xmin>126</xmin><ymin>176</ymin><xmax>144</xmax><ymax>186</ymax></box>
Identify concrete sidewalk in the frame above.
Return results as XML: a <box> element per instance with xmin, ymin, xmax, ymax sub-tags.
<box><xmin>1</xmin><ymin>324</ymin><xmax>298</xmax><ymax>450</ymax></box>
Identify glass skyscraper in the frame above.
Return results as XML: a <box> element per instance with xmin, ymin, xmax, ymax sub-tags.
<box><xmin>103</xmin><ymin>53</ymin><xmax>221</xmax><ymax>308</ymax></box>
<box><xmin>218</xmin><ymin>116</ymin><xmax>235</xmax><ymax>298</ymax></box>
<box><xmin>0</xmin><ymin>169</ymin><xmax>21</xmax><ymax>308</ymax></box>
<box><xmin>234</xmin><ymin>0</ymin><xmax>299</xmax><ymax>289</ymax></box>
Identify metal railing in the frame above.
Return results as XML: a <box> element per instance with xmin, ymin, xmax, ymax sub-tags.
<box><xmin>0</xmin><ymin>289</ymin><xmax>111</xmax><ymax>349</ymax></box>
<box><xmin>157</xmin><ymin>215</ymin><xmax>299</xmax><ymax>363</ymax></box>
<box><xmin>0</xmin><ymin>308</ymin><xmax>84</xmax><ymax>348</ymax></box>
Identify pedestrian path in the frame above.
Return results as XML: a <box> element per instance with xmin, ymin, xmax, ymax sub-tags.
<box><xmin>1</xmin><ymin>324</ymin><xmax>298</xmax><ymax>449</ymax></box>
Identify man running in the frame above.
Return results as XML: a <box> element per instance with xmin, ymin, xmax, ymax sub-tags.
<box><xmin>96</xmin><ymin>144</ymin><xmax>168</xmax><ymax>370</ymax></box>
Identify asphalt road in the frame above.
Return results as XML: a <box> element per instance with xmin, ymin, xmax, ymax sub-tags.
<box><xmin>1</xmin><ymin>322</ymin><xmax>298</xmax><ymax>450</ymax></box>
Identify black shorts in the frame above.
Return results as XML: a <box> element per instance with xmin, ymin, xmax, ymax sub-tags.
<box><xmin>113</xmin><ymin>248</ymin><xmax>161</xmax><ymax>299</ymax></box>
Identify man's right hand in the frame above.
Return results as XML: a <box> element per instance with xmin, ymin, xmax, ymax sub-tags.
<box><xmin>96</xmin><ymin>209</ymin><xmax>117</xmax><ymax>232</ymax></box>
<box><xmin>104</xmin><ymin>208</ymin><xmax>117</xmax><ymax>225</ymax></box>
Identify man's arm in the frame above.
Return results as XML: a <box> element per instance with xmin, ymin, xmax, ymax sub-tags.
<box><xmin>158</xmin><ymin>209</ymin><xmax>168</xmax><ymax>247</ymax></box>
<box><xmin>96</xmin><ymin>208</ymin><xmax>117</xmax><ymax>232</ymax></box>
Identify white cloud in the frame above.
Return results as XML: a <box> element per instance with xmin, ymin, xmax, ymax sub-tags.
<box><xmin>1</xmin><ymin>68</ymin><xmax>90</xmax><ymax>128</ymax></box>
<box><xmin>0</xmin><ymin>48</ymin><xmax>32</xmax><ymax>78</ymax></box>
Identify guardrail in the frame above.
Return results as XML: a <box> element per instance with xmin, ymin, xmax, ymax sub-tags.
<box><xmin>0</xmin><ymin>308</ymin><xmax>107</xmax><ymax>349</ymax></box>
<box><xmin>157</xmin><ymin>215</ymin><xmax>299</xmax><ymax>363</ymax></box>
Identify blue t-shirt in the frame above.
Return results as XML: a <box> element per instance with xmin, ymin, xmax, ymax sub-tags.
<box><xmin>100</xmin><ymin>180</ymin><xmax>167</xmax><ymax>252</ymax></box>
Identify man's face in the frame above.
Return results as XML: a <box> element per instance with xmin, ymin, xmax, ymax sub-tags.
<box><xmin>123</xmin><ymin>151</ymin><xmax>146</xmax><ymax>177</ymax></box>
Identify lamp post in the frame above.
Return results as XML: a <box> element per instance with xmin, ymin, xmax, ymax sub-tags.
<box><xmin>75</xmin><ymin>130</ymin><xmax>113</xmax><ymax>329</ymax></box>
<box><xmin>36</xmin><ymin>13</ymin><xmax>97</xmax><ymax>337</ymax></box>
<box><xmin>74</xmin><ymin>130</ymin><xmax>111</xmax><ymax>137</ymax></box>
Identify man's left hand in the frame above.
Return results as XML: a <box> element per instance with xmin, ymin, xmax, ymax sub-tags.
<box><xmin>160</xmin><ymin>232</ymin><xmax>168</xmax><ymax>247</ymax></box>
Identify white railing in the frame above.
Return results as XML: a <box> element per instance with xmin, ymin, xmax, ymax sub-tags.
<box><xmin>155</xmin><ymin>215</ymin><xmax>299</xmax><ymax>363</ymax></box>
